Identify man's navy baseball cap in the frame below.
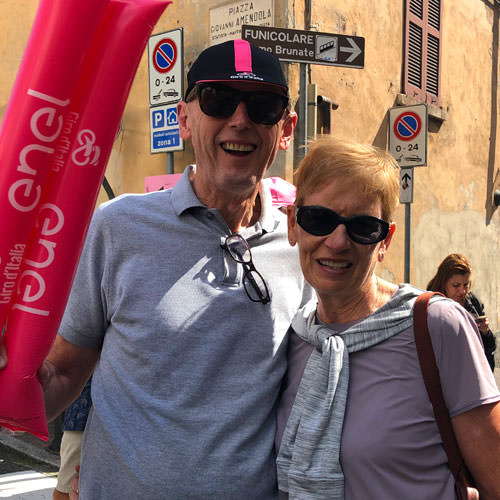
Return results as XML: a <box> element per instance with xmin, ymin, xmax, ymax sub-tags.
<box><xmin>185</xmin><ymin>39</ymin><xmax>288</xmax><ymax>99</ymax></box>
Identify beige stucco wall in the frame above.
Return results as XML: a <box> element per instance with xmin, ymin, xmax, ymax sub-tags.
<box><xmin>300</xmin><ymin>0</ymin><xmax>500</xmax><ymax>331</ymax></box>
<box><xmin>1</xmin><ymin>0</ymin><xmax>499</xmax><ymax>330</ymax></box>
<box><xmin>413</xmin><ymin>2</ymin><xmax>500</xmax><ymax>332</ymax></box>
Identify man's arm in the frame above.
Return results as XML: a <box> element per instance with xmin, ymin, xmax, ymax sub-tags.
<box><xmin>453</xmin><ymin>401</ymin><xmax>500</xmax><ymax>499</ymax></box>
<box><xmin>39</xmin><ymin>334</ymin><xmax>100</xmax><ymax>422</ymax></box>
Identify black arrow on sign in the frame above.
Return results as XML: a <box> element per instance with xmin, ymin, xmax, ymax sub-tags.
<box><xmin>401</xmin><ymin>172</ymin><xmax>411</xmax><ymax>189</ymax></box>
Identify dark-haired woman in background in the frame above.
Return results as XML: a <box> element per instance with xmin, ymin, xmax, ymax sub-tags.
<box><xmin>427</xmin><ymin>253</ymin><xmax>496</xmax><ymax>371</ymax></box>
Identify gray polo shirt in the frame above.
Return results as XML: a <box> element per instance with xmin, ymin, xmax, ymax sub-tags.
<box><xmin>60</xmin><ymin>166</ymin><xmax>313</xmax><ymax>500</ymax></box>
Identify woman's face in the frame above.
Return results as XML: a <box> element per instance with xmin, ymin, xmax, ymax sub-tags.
<box><xmin>444</xmin><ymin>273</ymin><xmax>470</xmax><ymax>305</ymax></box>
<box><xmin>288</xmin><ymin>178</ymin><xmax>394</xmax><ymax>306</ymax></box>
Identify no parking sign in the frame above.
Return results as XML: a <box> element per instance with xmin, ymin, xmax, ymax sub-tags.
<box><xmin>148</xmin><ymin>28</ymin><xmax>183</xmax><ymax>106</ymax></box>
<box><xmin>152</xmin><ymin>38</ymin><xmax>177</xmax><ymax>73</ymax></box>
<box><xmin>388</xmin><ymin>104</ymin><xmax>427</xmax><ymax>168</ymax></box>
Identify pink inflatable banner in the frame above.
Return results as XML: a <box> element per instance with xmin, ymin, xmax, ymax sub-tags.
<box><xmin>0</xmin><ymin>0</ymin><xmax>170</xmax><ymax>440</ymax></box>
<box><xmin>0</xmin><ymin>0</ymin><xmax>109</xmax><ymax>329</ymax></box>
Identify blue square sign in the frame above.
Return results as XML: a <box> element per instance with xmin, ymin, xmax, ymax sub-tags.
<box><xmin>150</xmin><ymin>103</ymin><xmax>184</xmax><ymax>153</ymax></box>
<box><xmin>152</xmin><ymin>109</ymin><xmax>165</xmax><ymax>129</ymax></box>
<box><xmin>152</xmin><ymin>130</ymin><xmax>180</xmax><ymax>149</ymax></box>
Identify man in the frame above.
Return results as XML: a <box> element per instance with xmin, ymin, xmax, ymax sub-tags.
<box><xmin>2</xmin><ymin>39</ymin><xmax>312</xmax><ymax>499</ymax></box>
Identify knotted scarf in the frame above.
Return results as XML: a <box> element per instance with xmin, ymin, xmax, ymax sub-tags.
<box><xmin>276</xmin><ymin>284</ymin><xmax>425</xmax><ymax>499</ymax></box>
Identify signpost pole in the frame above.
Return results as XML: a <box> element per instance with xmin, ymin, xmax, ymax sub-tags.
<box><xmin>298</xmin><ymin>63</ymin><xmax>308</xmax><ymax>165</ymax></box>
<box><xmin>404</xmin><ymin>203</ymin><xmax>411</xmax><ymax>282</ymax></box>
<box><xmin>166</xmin><ymin>152</ymin><xmax>174</xmax><ymax>174</ymax></box>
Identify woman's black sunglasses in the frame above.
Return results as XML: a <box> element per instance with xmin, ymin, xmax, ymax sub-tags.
<box><xmin>296</xmin><ymin>205</ymin><xmax>390</xmax><ymax>245</ymax></box>
<box><xmin>193</xmin><ymin>84</ymin><xmax>288</xmax><ymax>125</ymax></box>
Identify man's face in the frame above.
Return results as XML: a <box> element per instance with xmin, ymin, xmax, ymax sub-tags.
<box><xmin>178</xmin><ymin>83</ymin><xmax>296</xmax><ymax>200</ymax></box>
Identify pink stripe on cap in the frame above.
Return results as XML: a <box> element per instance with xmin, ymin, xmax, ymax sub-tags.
<box><xmin>233</xmin><ymin>39</ymin><xmax>252</xmax><ymax>73</ymax></box>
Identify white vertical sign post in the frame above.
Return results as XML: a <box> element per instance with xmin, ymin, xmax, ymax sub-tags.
<box><xmin>388</xmin><ymin>104</ymin><xmax>428</xmax><ymax>168</ymax></box>
<box><xmin>388</xmin><ymin>104</ymin><xmax>428</xmax><ymax>283</ymax></box>
<box><xmin>399</xmin><ymin>167</ymin><xmax>414</xmax><ymax>204</ymax></box>
<box><xmin>148</xmin><ymin>28</ymin><xmax>184</xmax><ymax>156</ymax></box>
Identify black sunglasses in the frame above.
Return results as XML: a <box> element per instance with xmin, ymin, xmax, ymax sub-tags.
<box><xmin>296</xmin><ymin>205</ymin><xmax>390</xmax><ymax>245</ymax></box>
<box><xmin>194</xmin><ymin>84</ymin><xmax>288</xmax><ymax>125</ymax></box>
<box><xmin>221</xmin><ymin>234</ymin><xmax>270</xmax><ymax>304</ymax></box>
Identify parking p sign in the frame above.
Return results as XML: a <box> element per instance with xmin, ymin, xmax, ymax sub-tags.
<box><xmin>150</xmin><ymin>104</ymin><xmax>183</xmax><ymax>153</ymax></box>
<box><xmin>388</xmin><ymin>104</ymin><xmax>427</xmax><ymax>168</ymax></box>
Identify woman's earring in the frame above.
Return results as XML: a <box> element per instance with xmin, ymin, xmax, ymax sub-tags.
<box><xmin>378</xmin><ymin>250</ymin><xmax>385</xmax><ymax>262</ymax></box>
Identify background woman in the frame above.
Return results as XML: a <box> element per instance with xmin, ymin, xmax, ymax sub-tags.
<box><xmin>276</xmin><ymin>137</ymin><xmax>500</xmax><ymax>499</ymax></box>
<box><xmin>427</xmin><ymin>253</ymin><xmax>496</xmax><ymax>371</ymax></box>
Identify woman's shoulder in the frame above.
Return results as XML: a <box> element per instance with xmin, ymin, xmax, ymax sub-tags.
<box><xmin>426</xmin><ymin>297</ymin><xmax>477</xmax><ymax>341</ymax></box>
<box><xmin>425</xmin><ymin>297</ymin><xmax>499</xmax><ymax>414</ymax></box>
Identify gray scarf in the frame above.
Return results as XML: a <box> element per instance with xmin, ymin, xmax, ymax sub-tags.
<box><xmin>276</xmin><ymin>284</ymin><xmax>424</xmax><ymax>500</ymax></box>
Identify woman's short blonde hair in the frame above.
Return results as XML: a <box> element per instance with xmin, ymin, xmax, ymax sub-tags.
<box><xmin>294</xmin><ymin>136</ymin><xmax>400</xmax><ymax>221</ymax></box>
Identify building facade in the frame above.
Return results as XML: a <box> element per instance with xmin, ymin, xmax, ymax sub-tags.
<box><xmin>0</xmin><ymin>0</ymin><xmax>499</xmax><ymax>332</ymax></box>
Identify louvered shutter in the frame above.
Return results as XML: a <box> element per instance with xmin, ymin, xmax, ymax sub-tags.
<box><xmin>404</xmin><ymin>0</ymin><xmax>442</xmax><ymax>105</ymax></box>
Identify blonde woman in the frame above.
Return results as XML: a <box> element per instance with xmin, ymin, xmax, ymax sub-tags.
<box><xmin>276</xmin><ymin>137</ymin><xmax>500</xmax><ymax>499</ymax></box>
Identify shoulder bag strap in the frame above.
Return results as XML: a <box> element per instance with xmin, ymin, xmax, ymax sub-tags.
<box><xmin>413</xmin><ymin>291</ymin><xmax>467</xmax><ymax>479</ymax></box>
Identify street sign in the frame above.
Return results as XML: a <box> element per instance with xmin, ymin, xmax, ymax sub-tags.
<box><xmin>209</xmin><ymin>0</ymin><xmax>274</xmax><ymax>46</ymax></box>
<box><xmin>399</xmin><ymin>167</ymin><xmax>414</xmax><ymax>204</ymax></box>
<box><xmin>241</xmin><ymin>25</ymin><xmax>364</xmax><ymax>68</ymax></box>
<box><xmin>152</xmin><ymin>38</ymin><xmax>177</xmax><ymax>74</ymax></box>
<box><xmin>388</xmin><ymin>104</ymin><xmax>428</xmax><ymax>168</ymax></box>
<box><xmin>150</xmin><ymin>104</ymin><xmax>184</xmax><ymax>154</ymax></box>
<box><xmin>148</xmin><ymin>29</ymin><xmax>183</xmax><ymax>107</ymax></box>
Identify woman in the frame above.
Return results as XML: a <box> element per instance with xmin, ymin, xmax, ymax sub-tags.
<box><xmin>427</xmin><ymin>253</ymin><xmax>496</xmax><ymax>371</ymax></box>
<box><xmin>276</xmin><ymin>137</ymin><xmax>500</xmax><ymax>499</ymax></box>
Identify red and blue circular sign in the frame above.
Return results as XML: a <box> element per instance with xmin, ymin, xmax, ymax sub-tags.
<box><xmin>152</xmin><ymin>38</ymin><xmax>177</xmax><ymax>73</ymax></box>
<box><xmin>393</xmin><ymin>111</ymin><xmax>421</xmax><ymax>141</ymax></box>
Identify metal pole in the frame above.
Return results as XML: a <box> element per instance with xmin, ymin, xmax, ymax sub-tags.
<box><xmin>166</xmin><ymin>152</ymin><xmax>174</xmax><ymax>174</ymax></box>
<box><xmin>404</xmin><ymin>202</ymin><xmax>411</xmax><ymax>283</ymax></box>
<box><xmin>298</xmin><ymin>63</ymin><xmax>308</xmax><ymax>165</ymax></box>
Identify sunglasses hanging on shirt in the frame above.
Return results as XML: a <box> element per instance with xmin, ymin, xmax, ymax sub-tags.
<box><xmin>296</xmin><ymin>205</ymin><xmax>390</xmax><ymax>245</ymax></box>
<box><xmin>221</xmin><ymin>233</ymin><xmax>271</xmax><ymax>304</ymax></box>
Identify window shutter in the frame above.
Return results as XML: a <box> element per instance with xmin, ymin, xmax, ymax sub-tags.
<box><xmin>404</xmin><ymin>0</ymin><xmax>442</xmax><ymax>105</ymax></box>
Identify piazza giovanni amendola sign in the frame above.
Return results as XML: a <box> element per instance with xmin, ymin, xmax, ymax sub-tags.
<box><xmin>209</xmin><ymin>0</ymin><xmax>274</xmax><ymax>46</ymax></box>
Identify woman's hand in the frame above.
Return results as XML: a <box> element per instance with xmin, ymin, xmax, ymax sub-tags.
<box><xmin>475</xmin><ymin>316</ymin><xmax>490</xmax><ymax>334</ymax></box>
<box><xmin>69</xmin><ymin>465</ymin><xmax>80</xmax><ymax>500</ymax></box>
